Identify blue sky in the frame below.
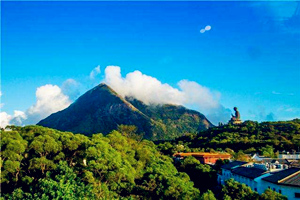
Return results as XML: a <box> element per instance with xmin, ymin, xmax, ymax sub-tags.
<box><xmin>1</xmin><ymin>1</ymin><xmax>300</xmax><ymax>126</ymax></box>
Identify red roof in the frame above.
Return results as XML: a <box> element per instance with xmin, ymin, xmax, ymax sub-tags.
<box><xmin>173</xmin><ymin>152</ymin><xmax>231</xmax><ymax>158</ymax></box>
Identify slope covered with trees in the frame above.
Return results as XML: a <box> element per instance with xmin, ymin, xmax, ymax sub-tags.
<box><xmin>1</xmin><ymin>125</ymin><xmax>200</xmax><ymax>199</ymax></box>
<box><xmin>1</xmin><ymin>123</ymin><xmax>291</xmax><ymax>199</ymax></box>
<box><xmin>157</xmin><ymin>119</ymin><xmax>300</xmax><ymax>157</ymax></box>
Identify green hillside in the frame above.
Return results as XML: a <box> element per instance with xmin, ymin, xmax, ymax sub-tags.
<box><xmin>157</xmin><ymin>119</ymin><xmax>300</xmax><ymax>156</ymax></box>
<box><xmin>1</xmin><ymin>125</ymin><xmax>200</xmax><ymax>199</ymax></box>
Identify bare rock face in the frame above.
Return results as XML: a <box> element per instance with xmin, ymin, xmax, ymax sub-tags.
<box><xmin>38</xmin><ymin>83</ymin><xmax>213</xmax><ymax>140</ymax></box>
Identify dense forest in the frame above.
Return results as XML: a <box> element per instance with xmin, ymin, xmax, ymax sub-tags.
<box><xmin>157</xmin><ymin>119</ymin><xmax>300</xmax><ymax>159</ymax></box>
<box><xmin>1</xmin><ymin>125</ymin><xmax>200</xmax><ymax>199</ymax></box>
<box><xmin>1</xmin><ymin>121</ymin><xmax>297</xmax><ymax>199</ymax></box>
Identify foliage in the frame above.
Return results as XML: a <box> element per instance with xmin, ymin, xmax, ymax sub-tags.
<box><xmin>175</xmin><ymin>156</ymin><xmax>217</xmax><ymax>192</ymax></box>
<box><xmin>200</xmin><ymin>190</ymin><xmax>217</xmax><ymax>200</ymax></box>
<box><xmin>222</xmin><ymin>179</ymin><xmax>259</xmax><ymax>200</ymax></box>
<box><xmin>157</xmin><ymin>119</ymin><xmax>300</xmax><ymax>156</ymax></box>
<box><xmin>1</xmin><ymin>125</ymin><xmax>200</xmax><ymax>199</ymax></box>
<box><xmin>260</xmin><ymin>189</ymin><xmax>288</xmax><ymax>200</ymax></box>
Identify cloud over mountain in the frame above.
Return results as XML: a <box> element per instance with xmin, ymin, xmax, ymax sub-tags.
<box><xmin>104</xmin><ymin>66</ymin><xmax>219</xmax><ymax>110</ymax></box>
<box><xmin>103</xmin><ymin>66</ymin><xmax>229</xmax><ymax>124</ymax></box>
<box><xmin>26</xmin><ymin>84</ymin><xmax>71</xmax><ymax>123</ymax></box>
<box><xmin>0</xmin><ymin>65</ymin><xmax>231</xmax><ymax>128</ymax></box>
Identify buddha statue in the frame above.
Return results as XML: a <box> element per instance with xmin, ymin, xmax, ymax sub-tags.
<box><xmin>229</xmin><ymin>107</ymin><xmax>242</xmax><ymax>124</ymax></box>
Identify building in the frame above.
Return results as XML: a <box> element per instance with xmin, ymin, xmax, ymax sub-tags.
<box><xmin>251</xmin><ymin>154</ymin><xmax>294</xmax><ymax>171</ymax></box>
<box><xmin>219</xmin><ymin>161</ymin><xmax>300</xmax><ymax>200</ymax></box>
<box><xmin>173</xmin><ymin>152</ymin><xmax>231</xmax><ymax>165</ymax></box>
<box><xmin>218</xmin><ymin>161</ymin><xmax>251</xmax><ymax>184</ymax></box>
<box><xmin>261</xmin><ymin>168</ymin><xmax>300</xmax><ymax>200</ymax></box>
<box><xmin>231</xmin><ymin>166</ymin><xmax>268</xmax><ymax>192</ymax></box>
<box><xmin>279</xmin><ymin>152</ymin><xmax>300</xmax><ymax>160</ymax></box>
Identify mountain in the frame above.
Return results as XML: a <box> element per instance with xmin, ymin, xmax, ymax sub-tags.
<box><xmin>37</xmin><ymin>83</ymin><xmax>213</xmax><ymax>140</ymax></box>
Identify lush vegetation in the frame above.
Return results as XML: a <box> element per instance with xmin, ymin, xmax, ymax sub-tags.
<box><xmin>1</xmin><ymin>125</ymin><xmax>200</xmax><ymax>199</ymax></box>
<box><xmin>2</xmin><ymin>121</ymin><xmax>295</xmax><ymax>199</ymax></box>
<box><xmin>157</xmin><ymin>119</ymin><xmax>300</xmax><ymax>158</ymax></box>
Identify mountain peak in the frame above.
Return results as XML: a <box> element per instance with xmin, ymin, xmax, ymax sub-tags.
<box><xmin>98</xmin><ymin>82</ymin><xmax>109</xmax><ymax>88</ymax></box>
<box><xmin>95</xmin><ymin>82</ymin><xmax>115</xmax><ymax>92</ymax></box>
<box><xmin>38</xmin><ymin>84</ymin><xmax>213</xmax><ymax>140</ymax></box>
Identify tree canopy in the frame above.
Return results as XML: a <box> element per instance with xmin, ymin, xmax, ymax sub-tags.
<box><xmin>1</xmin><ymin>125</ymin><xmax>200</xmax><ymax>199</ymax></box>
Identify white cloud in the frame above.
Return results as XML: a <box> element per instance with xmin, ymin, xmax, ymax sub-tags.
<box><xmin>178</xmin><ymin>80</ymin><xmax>219</xmax><ymax>110</ymax></box>
<box><xmin>103</xmin><ymin>66</ymin><xmax>227</xmax><ymax>124</ymax></box>
<box><xmin>200</xmin><ymin>25</ymin><xmax>212</xmax><ymax>34</ymax></box>
<box><xmin>61</xmin><ymin>79</ymin><xmax>81</xmax><ymax>100</ymax></box>
<box><xmin>11</xmin><ymin>110</ymin><xmax>27</xmax><ymax>125</ymax></box>
<box><xmin>104</xmin><ymin>66</ymin><xmax>185</xmax><ymax>105</ymax></box>
<box><xmin>205</xmin><ymin>25</ymin><xmax>211</xmax><ymax>31</ymax></box>
<box><xmin>89</xmin><ymin>65</ymin><xmax>101</xmax><ymax>80</ymax></box>
<box><xmin>0</xmin><ymin>112</ymin><xmax>12</xmax><ymax>128</ymax></box>
<box><xmin>272</xmin><ymin>91</ymin><xmax>281</xmax><ymax>95</ymax></box>
<box><xmin>1</xmin><ymin>84</ymin><xmax>71</xmax><ymax>127</ymax></box>
<box><xmin>1</xmin><ymin>65</ymin><xmax>230</xmax><ymax>127</ymax></box>
<box><xmin>26</xmin><ymin>84</ymin><xmax>71</xmax><ymax>123</ymax></box>
<box><xmin>0</xmin><ymin>91</ymin><xmax>2</xmax><ymax>97</ymax></box>
<box><xmin>0</xmin><ymin>110</ymin><xmax>27</xmax><ymax>128</ymax></box>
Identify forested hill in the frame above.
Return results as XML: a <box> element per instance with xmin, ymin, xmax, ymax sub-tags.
<box><xmin>157</xmin><ymin>119</ymin><xmax>300</xmax><ymax>156</ymax></box>
<box><xmin>1</xmin><ymin>125</ymin><xmax>292</xmax><ymax>199</ymax></box>
<box><xmin>1</xmin><ymin>125</ymin><xmax>200</xmax><ymax>199</ymax></box>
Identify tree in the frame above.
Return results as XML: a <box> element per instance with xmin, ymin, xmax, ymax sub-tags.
<box><xmin>176</xmin><ymin>156</ymin><xmax>217</xmax><ymax>192</ymax></box>
<box><xmin>117</xmin><ymin>125</ymin><xmax>143</xmax><ymax>141</ymax></box>
<box><xmin>260</xmin><ymin>189</ymin><xmax>287</xmax><ymax>200</ymax></box>
<box><xmin>261</xmin><ymin>145</ymin><xmax>276</xmax><ymax>158</ymax></box>
<box><xmin>222</xmin><ymin>179</ymin><xmax>259</xmax><ymax>200</ymax></box>
<box><xmin>200</xmin><ymin>190</ymin><xmax>217</xmax><ymax>200</ymax></box>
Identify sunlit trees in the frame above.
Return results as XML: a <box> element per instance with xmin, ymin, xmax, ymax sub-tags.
<box><xmin>1</xmin><ymin>125</ymin><xmax>200</xmax><ymax>199</ymax></box>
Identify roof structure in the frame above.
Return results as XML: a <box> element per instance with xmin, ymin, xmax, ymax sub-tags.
<box><xmin>260</xmin><ymin>158</ymin><xmax>291</xmax><ymax>165</ymax></box>
<box><xmin>221</xmin><ymin>161</ymin><xmax>248</xmax><ymax>170</ymax></box>
<box><xmin>232</xmin><ymin>167</ymin><xmax>267</xmax><ymax>179</ymax></box>
<box><xmin>262</xmin><ymin>168</ymin><xmax>300</xmax><ymax>187</ymax></box>
<box><xmin>173</xmin><ymin>152</ymin><xmax>231</xmax><ymax>157</ymax></box>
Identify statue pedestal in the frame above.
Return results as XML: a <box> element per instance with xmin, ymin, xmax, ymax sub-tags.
<box><xmin>229</xmin><ymin>119</ymin><xmax>242</xmax><ymax>125</ymax></box>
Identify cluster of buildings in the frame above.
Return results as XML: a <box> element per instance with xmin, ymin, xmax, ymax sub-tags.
<box><xmin>218</xmin><ymin>161</ymin><xmax>300</xmax><ymax>200</ymax></box>
<box><xmin>173</xmin><ymin>152</ymin><xmax>300</xmax><ymax>200</ymax></box>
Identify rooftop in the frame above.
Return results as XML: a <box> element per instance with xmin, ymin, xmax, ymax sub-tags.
<box><xmin>262</xmin><ymin>168</ymin><xmax>300</xmax><ymax>187</ymax></box>
<box><xmin>221</xmin><ymin>161</ymin><xmax>248</xmax><ymax>170</ymax></box>
<box><xmin>173</xmin><ymin>152</ymin><xmax>231</xmax><ymax>157</ymax></box>
<box><xmin>232</xmin><ymin>167</ymin><xmax>267</xmax><ymax>179</ymax></box>
<box><xmin>260</xmin><ymin>158</ymin><xmax>291</xmax><ymax>165</ymax></box>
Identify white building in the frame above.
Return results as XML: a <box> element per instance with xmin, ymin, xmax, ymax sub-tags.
<box><xmin>279</xmin><ymin>153</ymin><xmax>300</xmax><ymax>160</ymax></box>
<box><xmin>218</xmin><ymin>161</ymin><xmax>251</xmax><ymax>184</ymax></box>
<box><xmin>261</xmin><ymin>168</ymin><xmax>300</xmax><ymax>200</ymax></box>
<box><xmin>219</xmin><ymin>161</ymin><xmax>300</xmax><ymax>200</ymax></box>
<box><xmin>231</xmin><ymin>166</ymin><xmax>269</xmax><ymax>192</ymax></box>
